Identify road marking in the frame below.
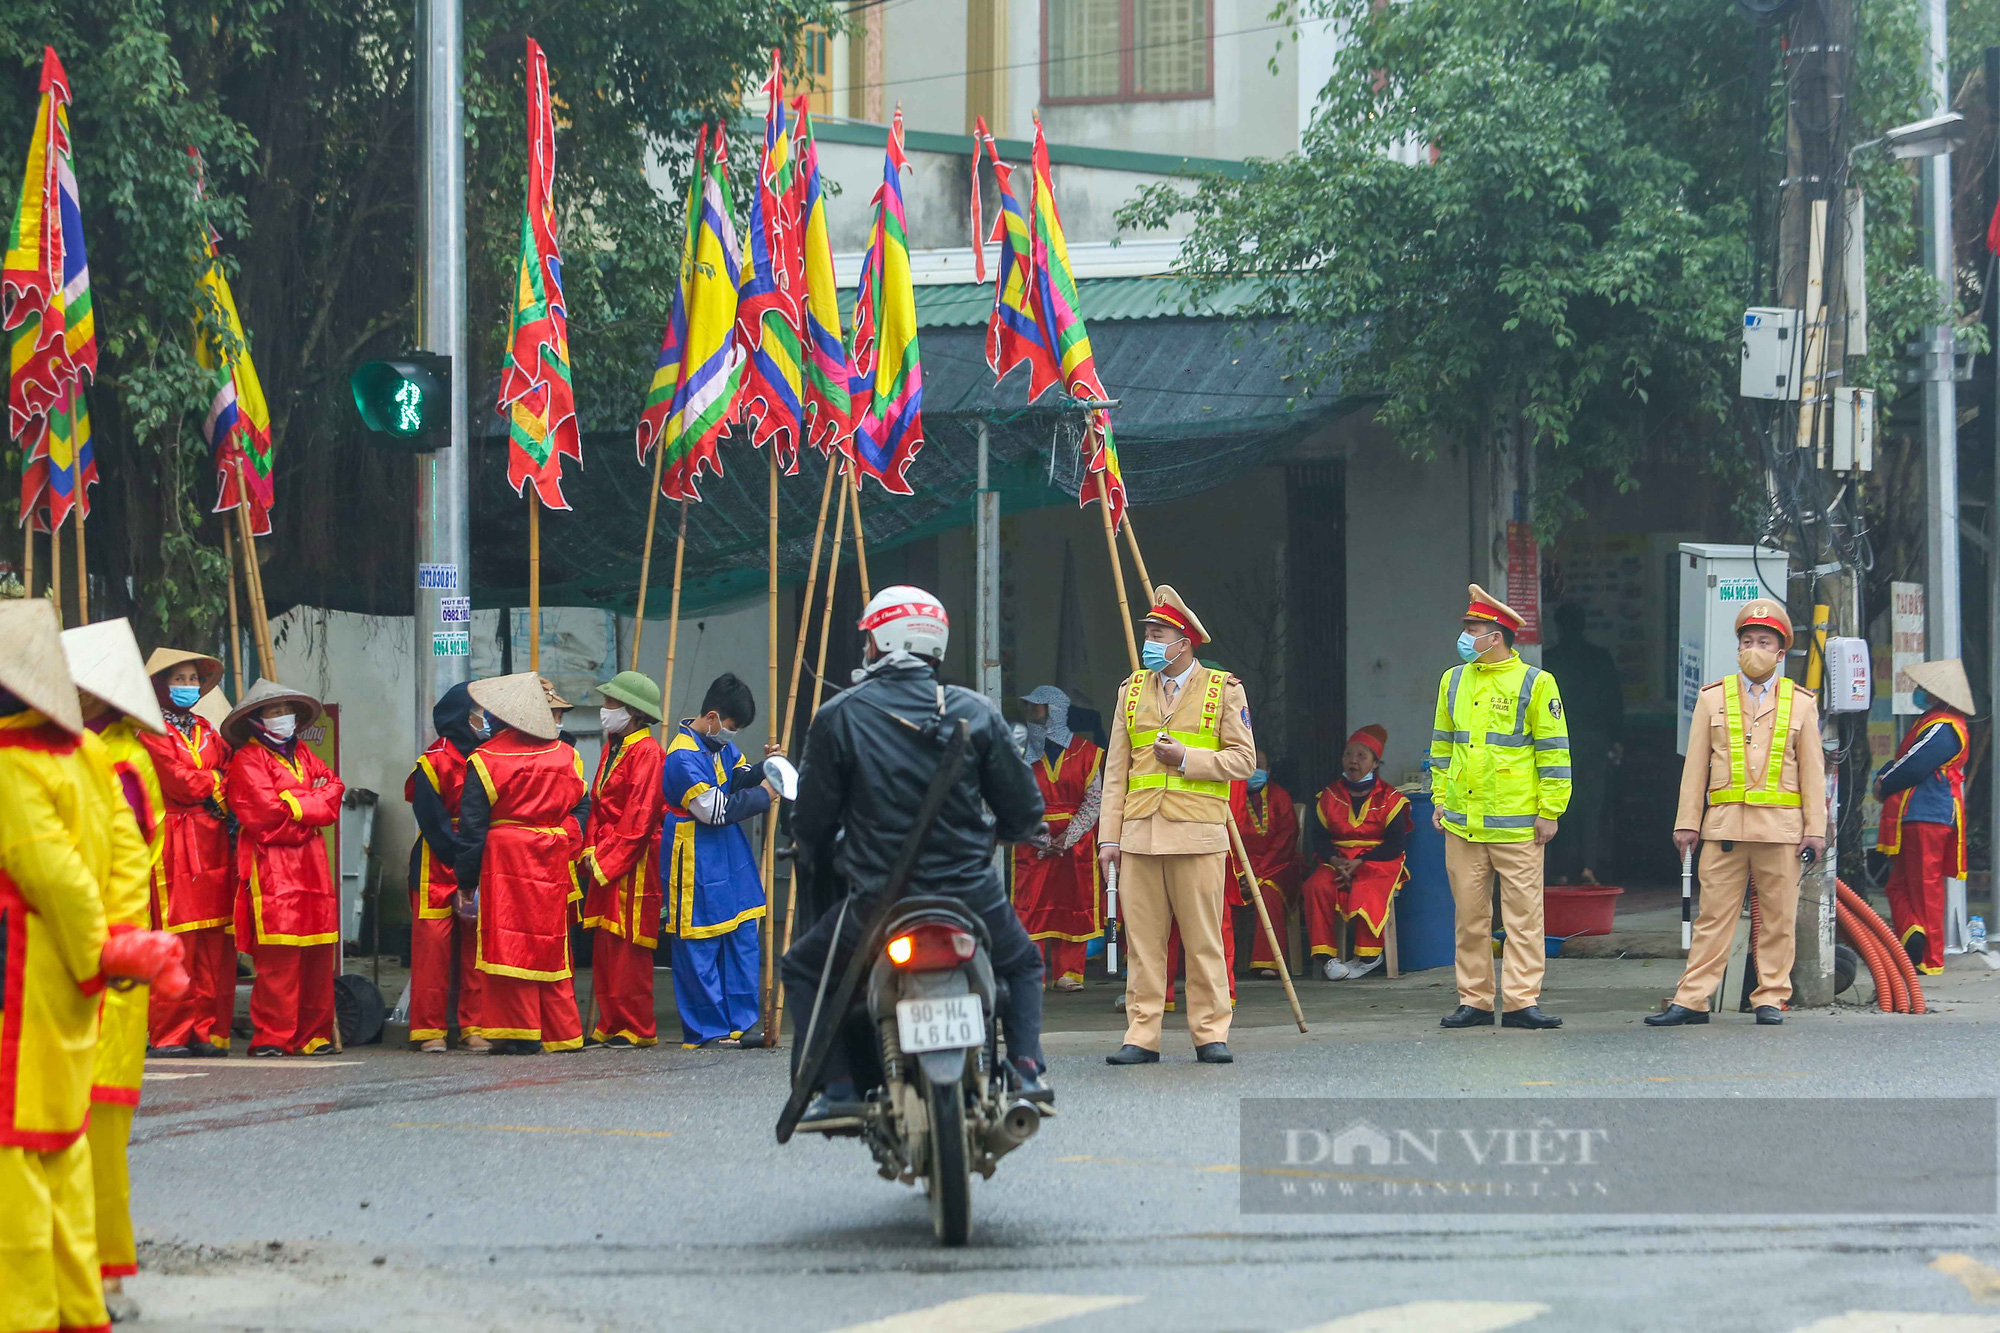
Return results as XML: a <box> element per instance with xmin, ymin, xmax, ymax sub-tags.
<box><xmin>391</xmin><ymin>1121</ymin><xmax>673</xmax><ymax>1139</ymax></box>
<box><xmin>825</xmin><ymin>1294</ymin><xmax>1140</xmax><ymax>1333</ymax></box>
<box><xmin>1289</xmin><ymin>1301</ymin><xmax>1549</xmax><ymax>1333</ymax></box>
<box><xmin>143</xmin><ymin>1072</ymin><xmax>208</xmax><ymax>1081</ymax></box>
<box><xmin>1517</xmin><ymin>1073</ymin><xmax>1811</xmax><ymax>1087</ymax></box>
<box><xmin>1787</xmin><ymin>1316</ymin><xmax>2000</xmax><ymax>1333</ymax></box>
<box><xmin>1934</xmin><ymin>1255</ymin><xmax>2000</xmax><ymax>1302</ymax></box>
<box><xmin>144</xmin><ymin>1059</ymin><xmax>366</xmax><ymax>1069</ymax></box>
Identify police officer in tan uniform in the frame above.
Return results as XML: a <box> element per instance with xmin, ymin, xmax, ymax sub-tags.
<box><xmin>1099</xmin><ymin>586</ymin><xmax>1256</xmax><ymax>1065</ymax></box>
<box><xmin>1649</xmin><ymin>600</ymin><xmax>1825</xmax><ymax>1026</ymax></box>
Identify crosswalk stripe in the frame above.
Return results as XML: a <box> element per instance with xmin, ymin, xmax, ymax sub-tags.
<box><xmin>1289</xmin><ymin>1301</ymin><xmax>1550</xmax><ymax>1333</ymax></box>
<box><xmin>825</xmin><ymin>1293</ymin><xmax>1140</xmax><ymax>1333</ymax></box>
<box><xmin>1787</xmin><ymin>1317</ymin><xmax>2000</xmax><ymax>1333</ymax></box>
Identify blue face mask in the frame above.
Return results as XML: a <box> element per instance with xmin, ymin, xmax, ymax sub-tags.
<box><xmin>1141</xmin><ymin>640</ymin><xmax>1172</xmax><ymax>672</ymax></box>
<box><xmin>1248</xmin><ymin>769</ymin><xmax>1268</xmax><ymax>791</ymax></box>
<box><xmin>1913</xmin><ymin>688</ymin><xmax>1931</xmax><ymax>711</ymax></box>
<box><xmin>169</xmin><ymin>685</ymin><xmax>201</xmax><ymax>709</ymax></box>
<box><xmin>1455</xmin><ymin>631</ymin><xmax>1481</xmax><ymax>663</ymax></box>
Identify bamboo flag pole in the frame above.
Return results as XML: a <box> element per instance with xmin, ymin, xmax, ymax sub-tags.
<box><xmin>759</xmin><ymin>450</ymin><xmax>781</xmax><ymax>1041</ymax></box>
<box><xmin>527</xmin><ymin>492</ymin><xmax>541</xmax><ymax>674</ymax></box>
<box><xmin>1226</xmin><ymin>814</ymin><xmax>1307</xmax><ymax>1032</ymax></box>
<box><xmin>629</xmin><ymin>444</ymin><xmax>670</xmax><ymax>671</ymax></box>
<box><xmin>1098</xmin><ymin>500</ymin><xmax>1139</xmax><ymax>670</ymax></box>
<box><xmin>846</xmin><ymin>462</ymin><xmax>871</xmax><ymax>602</ymax></box>
<box><xmin>661</xmin><ymin>499</ymin><xmax>688</xmax><ymax>718</ymax></box>
<box><xmin>222</xmin><ymin>526</ymin><xmax>246</xmax><ymax>702</ymax></box>
<box><xmin>48</xmin><ymin>510</ymin><xmax>63</xmax><ymax>628</ymax></box>
<box><xmin>1121</xmin><ymin>511</ymin><xmax>1154</xmax><ymax>605</ymax></box>
<box><xmin>20</xmin><ymin>518</ymin><xmax>33</xmax><ymax>602</ymax></box>
<box><xmin>768</xmin><ymin>457</ymin><xmax>841</xmax><ymax>1042</ymax></box>
<box><xmin>74</xmin><ymin>511</ymin><xmax>88</xmax><ymax>623</ymax></box>
<box><xmin>232</xmin><ymin>460</ymin><xmax>277</xmax><ymax>679</ymax></box>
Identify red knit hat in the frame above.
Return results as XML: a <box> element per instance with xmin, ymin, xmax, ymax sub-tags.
<box><xmin>1346</xmin><ymin>724</ymin><xmax>1388</xmax><ymax>759</ymax></box>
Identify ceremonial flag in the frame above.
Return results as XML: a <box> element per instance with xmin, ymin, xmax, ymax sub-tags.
<box><xmin>5</xmin><ymin>47</ymin><xmax>98</xmax><ymax>533</ymax></box>
<box><xmin>636</xmin><ymin>126</ymin><xmax>744</xmax><ymax>502</ymax></box>
<box><xmin>1029</xmin><ymin>116</ymin><xmax>1124</xmax><ymax>528</ymax></box>
<box><xmin>980</xmin><ymin>124</ymin><xmax>1058</xmax><ymax>403</ymax></box>
<box><xmin>496</xmin><ymin>38</ymin><xmax>582</xmax><ymax>510</ymax></box>
<box><xmin>195</xmin><ymin>226</ymin><xmax>275</xmax><ymax>535</ymax></box>
<box><xmin>734</xmin><ymin>50</ymin><xmax>805</xmax><ymax>473</ymax></box>
<box><xmin>845</xmin><ymin>108</ymin><xmax>923</xmax><ymax>496</ymax></box>
<box><xmin>791</xmin><ymin>101</ymin><xmax>855</xmax><ymax>459</ymax></box>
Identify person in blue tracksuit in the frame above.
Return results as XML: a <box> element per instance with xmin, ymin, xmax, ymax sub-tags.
<box><xmin>660</xmin><ymin>673</ymin><xmax>780</xmax><ymax>1047</ymax></box>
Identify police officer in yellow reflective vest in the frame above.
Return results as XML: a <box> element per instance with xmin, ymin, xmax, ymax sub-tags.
<box><xmin>1431</xmin><ymin>585</ymin><xmax>1571</xmax><ymax>1030</ymax></box>
<box><xmin>1100</xmin><ymin>585</ymin><xmax>1256</xmax><ymax>1066</ymax></box>
<box><xmin>1650</xmin><ymin>600</ymin><xmax>1825</xmax><ymax>1027</ymax></box>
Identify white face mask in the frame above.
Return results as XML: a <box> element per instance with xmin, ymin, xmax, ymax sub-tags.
<box><xmin>260</xmin><ymin>713</ymin><xmax>298</xmax><ymax>741</ymax></box>
<box><xmin>599</xmin><ymin>706</ymin><xmax>632</xmax><ymax>734</ymax></box>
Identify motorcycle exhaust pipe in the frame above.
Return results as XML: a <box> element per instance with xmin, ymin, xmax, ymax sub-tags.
<box><xmin>983</xmin><ymin>1100</ymin><xmax>1042</xmax><ymax>1156</ymax></box>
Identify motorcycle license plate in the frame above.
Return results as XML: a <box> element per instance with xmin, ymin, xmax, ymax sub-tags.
<box><xmin>895</xmin><ymin>995</ymin><xmax>985</xmax><ymax>1054</ymax></box>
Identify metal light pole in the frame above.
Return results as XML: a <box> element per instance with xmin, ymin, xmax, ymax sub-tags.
<box><xmin>1922</xmin><ymin>0</ymin><xmax>1961</xmax><ymax>659</ymax></box>
<box><xmin>413</xmin><ymin>0</ymin><xmax>471</xmax><ymax>751</ymax></box>
<box><xmin>975</xmin><ymin>419</ymin><xmax>1002</xmax><ymax>711</ymax></box>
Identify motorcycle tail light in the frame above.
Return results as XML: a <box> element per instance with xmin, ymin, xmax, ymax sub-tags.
<box><xmin>885</xmin><ymin>923</ymin><xmax>978</xmax><ymax>969</ymax></box>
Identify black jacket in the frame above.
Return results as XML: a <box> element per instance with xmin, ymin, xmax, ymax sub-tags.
<box><xmin>792</xmin><ymin>657</ymin><xmax>1044</xmax><ymax>914</ymax></box>
<box><xmin>407</xmin><ymin>682</ymin><xmax>484</xmax><ymax>892</ymax></box>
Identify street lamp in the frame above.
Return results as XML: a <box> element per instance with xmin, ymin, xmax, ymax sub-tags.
<box><xmin>1849</xmin><ymin>111</ymin><xmax>1966</xmax><ymax>161</ymax></box>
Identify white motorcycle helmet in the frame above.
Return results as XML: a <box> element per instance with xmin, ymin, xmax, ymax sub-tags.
<box><xmin>858</xmin><ymin>585</ymin><xmax>950</xmax><ymax>662</ymax></box>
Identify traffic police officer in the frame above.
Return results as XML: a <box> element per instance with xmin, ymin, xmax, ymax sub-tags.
<box><xmin>1431</xmin><ymin>585</ymin><xmax>1571</xmax><ymax>1030</ymax></box>
<box><xmin>1650</xmin><ymin>599</ymin><xmax>1825</xmax><ymax>1026</ymax></box>
<box><xmin>1099</xmin><ymin>586</ymin><xmax>1256</xmax><ymax>1065</ymax></box>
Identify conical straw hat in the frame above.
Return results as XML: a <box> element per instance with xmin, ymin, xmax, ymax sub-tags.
<box><xmin>143</xmin><ymin>646</ymin><xmax>225</xmax><ymax>697</ymax></box>
<box><xmin>192</xmin><ymin>687</ymin><xmax>231</xmax><ymax>729</ymax></box>
<box><xmin>62</xmin><ymin>619</ymin><xmax>166</xmax><ymax>735</ymax></box>
<box><xmin>470</xmin><ymin>672</ymin><xmax>559</xmax><ymax>740</ymax></box>
<box><xmin>222</xmin><ymin>678</ymin><xmax>324</xmax><ymax>745</ymax></box>
<box><xmin>0</xmin><ymin>600</ymin><xmax>82</xmax><ymax>734</ymax></box>
<box><xmin>1905</xmin><ymin>658</ymin><xmax>1976</xmax><ymax>715</ymax></box>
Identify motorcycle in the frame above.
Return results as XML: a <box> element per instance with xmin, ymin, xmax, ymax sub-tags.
<box><xmin>777</xmin><ymin>716</ymin><xmax>1047</xmax><ymax>1247</ymax></box>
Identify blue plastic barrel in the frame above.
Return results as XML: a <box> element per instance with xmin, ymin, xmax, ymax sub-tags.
<box><xmin>1394</xmin><ymin>793</ymin><xmax>1458</xmax><ymax>972</ymax></box>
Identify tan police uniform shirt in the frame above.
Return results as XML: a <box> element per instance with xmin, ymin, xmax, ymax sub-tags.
<box><xmin>1674</xmin><ymin>675</ymin><xmax>1826</xmax><ymax>844</ymax></box>
<box><xmin>1100</xmin><ymin>666</ymin><xmax>1257</xmax><ymax>856</ymax></box>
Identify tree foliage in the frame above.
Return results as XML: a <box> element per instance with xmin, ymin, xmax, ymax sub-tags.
<box><xmin>1119</xmin><ymin>0</ymin><xmax>1935</xmax><ymax>534</ymax></box>
<box><xmin>2</xmin><ymin>0</ymin><xmax>833</xmax><ymax>644</ymax></box>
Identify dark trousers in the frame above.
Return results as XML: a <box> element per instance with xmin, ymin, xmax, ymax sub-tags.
<box><xmin>782</xmin><ymin>894</ymin><xmax>1045</xmax><ymax>1086</ymax></box>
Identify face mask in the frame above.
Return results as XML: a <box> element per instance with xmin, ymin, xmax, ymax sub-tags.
<box><xmin>708</xmin><ymin>720</ymin><xmax>738</xmax><ymax>743</ymax></box>
<box><xmin>599</xmin><ymin>707</ymin><xmax>631</xmax><ymax>734</ymax></box>
<box><xmin>470</xmin><ymin>714</ymin><xmax>491</xmax><ymax>739</ymax></box>
<box><xmin>1738</xmin><ymin>646</ymin><xmax>1779</xmax><ymax>682</ymax></box>
<box><xmin>259</xmin><ymin>713</ymin><xmax>297</xmax><ymax>741</ymax></box>
<box><xmin>1141</xmin><ymin>640</ymin><xmax>1174</xmax><ymax>672</ymax></box>
<box><xmin>1456</xmin><ymin>630</ymin><xmax>1483</xmax><ymax>663</ymax></box>
<box><xmin>169</xmin><ymin>685</ymin><xmax>201</xmax><ymax>709</ymax></box>
<box><xmin>1913</xmin><ymin>688</ymin><xmax>1931</xmax><ymax>711</ymax></box>
<box><xmin>1248</xmin><ymin>769</ymin><xmax>1268</xmax><ymax>792</ymax></box>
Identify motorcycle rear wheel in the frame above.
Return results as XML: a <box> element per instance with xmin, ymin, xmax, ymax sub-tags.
<box><xmin>926</xmin><ymin>1076</ymin><xmax>972</xmax><ymax>1246</ymax></box>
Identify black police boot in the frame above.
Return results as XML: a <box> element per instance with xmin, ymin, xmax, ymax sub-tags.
<box><xmin>1194</xmin><ymin>1042</ymin><xmax>1233</xmax><ymax>1064</ymax></box>
<box><xmin>1754</xmin><ymin>1006</ymin><xmax>1784</xmax><ymax>1026</ymax></box>
<box><xmin>1105</xmin><ymin>1044</ymin><xmax>1160</xmax><ymax>1065</ymax></box>
<box><xmin>1439</xmin><ymin>1005</ymin><xmax>1495</xmax><ymax>1028</ymax></box>
<box><xmin>1502</xmin><ymin>1006</ymin><xmax>1563</xmax><ymax>1029</ymax></box>
<box><xmin>1644</xmin><ymin>1004</ymin><xmax>1709</xmax><ymax>1027</ymax></box>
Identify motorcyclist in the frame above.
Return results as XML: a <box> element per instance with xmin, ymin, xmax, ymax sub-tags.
<box><xmin>783</xmin><ymin>586</ymin><xmax>1052</xmax><ymax>1125</ymax></box>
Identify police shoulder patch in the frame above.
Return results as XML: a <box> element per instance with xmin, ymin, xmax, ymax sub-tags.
<box><xmin>1241</xmin><ymin>705</ymin><xmax>1252</xmax><ymax>726</ymax></box>
<box><xmin>1549</xmin><ymin>698</ymin><xmax>1563</xmax><ymax>719</ymax></box>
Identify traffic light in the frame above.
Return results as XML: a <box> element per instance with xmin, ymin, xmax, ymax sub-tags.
<box><xmin>351</xmin><ymin>353</ymin><xmax>452</xmax><ymax>450</ymax></box>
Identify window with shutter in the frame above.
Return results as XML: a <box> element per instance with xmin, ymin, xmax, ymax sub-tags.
<box><xmin>1043</xmin><ymin>0</ymin><xmax>1211</xmax><ymax>104</ymax></box>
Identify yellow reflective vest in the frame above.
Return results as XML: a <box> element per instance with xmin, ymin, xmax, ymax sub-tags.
<box><xmin>1429</xmin><ymin>652</ymin><xmax>1572</xmax><ymax>843</ymax></box>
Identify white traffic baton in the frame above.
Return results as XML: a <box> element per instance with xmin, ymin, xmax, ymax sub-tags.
<box><xmin>1104</xmin><ymin>860</ymin><xmax>1120</xmax><ymax>975</ymax></box>
<box><xmin>1680</xmin><ymin>846</ymin><xmax>1694</xmax><ymax>953</ymax></box>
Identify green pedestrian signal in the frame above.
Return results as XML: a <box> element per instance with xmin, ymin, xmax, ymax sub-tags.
<box><xmin>351</xmin><ymin>354</ymin><xmax>452</xmax><ymax>451</ymax></box>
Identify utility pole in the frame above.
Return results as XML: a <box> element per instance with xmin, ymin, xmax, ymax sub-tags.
<box><xmin>1986</xmin><ymin>45</ymin><xmax>1999</xmax><ymax>928</ymax></box>
<box><xmin>1923</xmin><ymin>0</ymin><xmax>1961</xmax><ymax>659</ymax></box>
<box><xmin>975</xmin><ymin>419</ymin><xmax>1002</xmax><ymax>711</ymax></box>
<box><xmin>413</xmin><ymin>0</ymin><xmax>471</xmax><ymax>751</ymax></box>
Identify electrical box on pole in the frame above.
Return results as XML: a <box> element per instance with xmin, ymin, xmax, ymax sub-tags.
<box><xmin>351</xmin><ymin>354</ymin><xmax>452</xmax><ymax>449</ymax></box>
<box><xmin>1676</xmin><ymin>543</ymin><xmax>1792</xmax><ymax>754</ymax></box>
<box><xmin>1831</xmin><ymin>386</ymin><xmax>1875</xmax><ymax>472</ymax></box>
<box><xmin>1739</xmin><ymin>308</ymin><xmax>1803</xmax><ymax>400</ymax></box>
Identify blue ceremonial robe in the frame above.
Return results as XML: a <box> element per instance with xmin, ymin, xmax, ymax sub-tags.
<box><xmin>659</xmin><ymin>722</ymin><xmax>771</xmax><ymax>1045</ymax></box>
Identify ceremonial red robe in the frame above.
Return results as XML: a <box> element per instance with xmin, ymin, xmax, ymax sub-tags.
<box><xmin>228</xmin><ymin>738</ymin><xmax>344</xmax><ymax>1053</ymax></box>
<box><xmin>141</xmin><ymin>715</ymin><xmax>236</xmax><ymax>1050</ymax></box>
<box><xmin>1012</xmin><ymin>736</ymin><xmax>1102</xmax><ymax>983</ymax></box>
<box><xmin>581</xmin><ymin>730</ymin><xmax>666</xmax><ymax>1045</ymax></box>
<box><xmin>1229</xmin><ymin>781</ymin><xmax>1299</xmax><ymax>968</ymax></box>
<box><xmin>1304</xmin><ymin>780</ymin><xmax>1411</xmax><ymax>958</ymax></box>
<box><xmin>406</xmin><ymin>734</ymin><xmax>482</xmax><ymax>1041</ymax></box>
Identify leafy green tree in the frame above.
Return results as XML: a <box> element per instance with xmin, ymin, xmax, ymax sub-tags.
<box><xmin>1119</xmin><ymin>0</ymin><xmax>1935</xmax><ymax>534</ymax></box>
<box><xmin>2</xmin><ymin>0</ymin><xmax>832</xmax><ymax>644</ymax></box>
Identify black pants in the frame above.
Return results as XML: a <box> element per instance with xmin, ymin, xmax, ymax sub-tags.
<box><xmin>782</xmin><ymin>893</ymin><xmax>1045</xmax><ymax>1086</ymax></box>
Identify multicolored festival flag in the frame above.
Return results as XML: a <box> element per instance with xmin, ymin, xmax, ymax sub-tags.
<box><xmin>791</xmin><ymin>101</ymin><xmax>855</xmax><ymax>459</ymax></box>
<box><xmin>5</xmin><ymin>47</ymin><xmax>98</xmax><ymax>534</ymax></box>
<box><xmin>845</xmin><ymin>108</ymin><xmax>923</xmax><ymax>496</ymax></box>
<box><xmin>979</xmin><ymin>123</ymin><xmax>1057</xmax><ymax>404</ymax></box>
<box><xmin>195</xmin><ymin>226</ymin><xmax>275</xmax><ymax>535</ymax></box>
<box><xmin>734</xmin><ymin>50</ymin><xmax>805</xmax><ymax>472</ymax></box>
<box><xmin>1028</xmin><ymin>116</ymin><xmax>1124</xmax><ymax>528</ymax></box>
<box><xmin>496</xmin><ymin>38</ymin><xmax>582</xmax><ymax>510</ymax></box>
<box><xmin>636</xmin><ymin>125</ymin><xmax>744</xmax><ymax>502</ymax></box>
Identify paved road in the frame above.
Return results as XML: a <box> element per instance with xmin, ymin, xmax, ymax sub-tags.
<box><xmin>121</xmin><ymin>956</ymin><xmax>2000</xmax><ymax>1332</ymax></box>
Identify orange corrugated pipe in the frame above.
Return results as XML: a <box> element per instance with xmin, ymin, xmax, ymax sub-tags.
<box><xmin>1838</xmin><ymin>879</ymin><xmax>1925</xmax><ymax>1013</ymax></box>
<box><xmin>1836</xmin><ymin>900</ymin><xmax>1904</xmax><ymax>1012</ymax></box>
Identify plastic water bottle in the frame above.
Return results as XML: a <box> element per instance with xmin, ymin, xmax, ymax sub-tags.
<box><xmin>1971</xmin><ymin>916</ymin><xmax>1988</xmax><ymax>954</ymax></box>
